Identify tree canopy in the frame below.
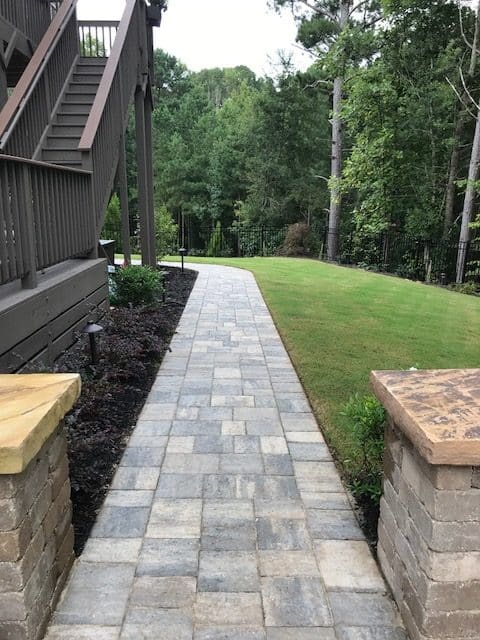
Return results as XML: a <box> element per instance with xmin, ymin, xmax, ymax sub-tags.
<box><xmin>115</xmin><ymin>1</ymin><xmax>480</xmax><ymax>278</ymax></box>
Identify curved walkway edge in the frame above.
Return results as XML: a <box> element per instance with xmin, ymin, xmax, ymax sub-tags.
<box><xmin>46</xmin><ymin>263</ymin><xmax>407</xmax><ymax>640</ymax></box>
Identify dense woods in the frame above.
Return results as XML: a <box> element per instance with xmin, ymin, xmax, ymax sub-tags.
<box><xmin>111</xmin><ymin>0</ymin><xmax>480</xmax><ymax>283</ymax></box>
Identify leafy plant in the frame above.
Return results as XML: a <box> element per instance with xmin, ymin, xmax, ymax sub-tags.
<box><xmin>206</xmin><ymin>221</ymin><xmax>231</xmax><ymax>257</ymax></box>
<box><xmin>278</xmin><ymin>223</ymin><xmax>316</xmax><ymax>256</ymax></box>
<box><xmin>155</xmin><ymin>205</ymin><xmax>178</xmax><ymax>260</ymax></box>
<box><xmin>341</xmin><ymin>394</ymin><xmax>386</xmax><ymax>505</ymax></box>
<box><xmin>110</xmin><ymin>266</ymin><xmax>164</xmax><ymax>307</ymax></box>
<box><xmin>448</xmin><ymin>282</ymin><xmax>480</xmax><ymax>296</ymax></box>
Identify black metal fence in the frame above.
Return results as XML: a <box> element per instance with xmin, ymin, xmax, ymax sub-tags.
<box><xmin>188</xmin><ymin>225</ymin><xmax>289</xmax><ymax>258</ymax></box>
<box><xmin>334</xmin><ymin>231</ymin><xmax>480</xmax><ymax>284</ymax></box>
<box><xmin>101</xmin><ymin>219</ymin><xmax>480</xmax><ymax>284</ymax></box>
<box><xmin>102</xmin><ymin>223</ymin><xmax>289</xmax><ymax>259</ymax></box>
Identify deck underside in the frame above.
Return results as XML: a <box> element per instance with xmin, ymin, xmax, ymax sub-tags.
<box><xmin>0</xmin><ymin>258</ymin><xmax>108</xmax><ymax>372</ymax></box>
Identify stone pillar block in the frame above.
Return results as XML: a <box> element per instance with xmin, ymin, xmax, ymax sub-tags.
<box><xmin>0</xmin><ymin>374</ymin><xmax>80</xmax><ymax>640</ymax></box>
<box><xmin>372</xmin><ymin>369</ymin><xmax>480</xmax><ymax>640</ymax></box>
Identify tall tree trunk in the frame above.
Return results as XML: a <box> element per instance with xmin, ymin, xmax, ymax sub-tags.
<box><xmin>456</xmin><ymin>106</ymin><xmax>480</xmax><ymax>283</ymax></box>
<box><xmin>327</xmin><ymin>75</ymin><xmax>343</xmax><ymax>261</ymax></box>
<box><xmin>444</xmin><ymin>5</ymin><xmax>480</xmax><ymax>237</ymax></box>
<box><xmin>327</xmin><ymin>0</ymin><xmax>349</xmax><ymax>261</ymax></box>
<box><xmin>444</xmin><ymin>114</ymin><xmax>463</xmax><ymax>237</ymax></box>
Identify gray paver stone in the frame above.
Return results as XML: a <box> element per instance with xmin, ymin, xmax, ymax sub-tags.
<box><xmin>198</xmin><ymin>551</ymin><xmax>259</xmax><ymax>592</ymax></box>
<box><xmin>129</xmin><ymin>576</ymin><xmax>196</xmax><ymax>608</ymax></box>
<box><xmin>137</xmin><ymin>538</ymin><xmax>199</xmax><ymax>576</ymax></box>
<box><xmin>46</xmin><ymin>627</ymin><xmax>121</xmax><ymax>639</ymax></box>
<box><xmin>81</xmin><ymin>538</ymin><xmax>142</xmax><ymax>563</ymax></box>
<box><xmin>156</xmin><ymin>474</ymin><xmax>203</xmax><ymax>498</ymax></box>
<box><xmin>266</xmin><ymin>630</ymin><xmax>335</xmax><ymax>639</ymax></box>
<box><xmin>329</xmin><ymin>593</ymin><xmax>402</xmax><ymax>627</ymax></box>
<box><xmin>257</xmin><ymin>518</ymin><xmax>311</xmax><ymax>550</ymax></box>
<box><xmin>262</xmin><ymin>576</ymin><xmax>332</xmax><ymax>627</ymax></box>
<box><xmin>111</xmin><ymin>467</ymin><xmax>160</xmax><ymax>491</ymax></box>
<box><xmin>263</xmin><ymin>455</ymin><xmax>294</xmax><ymax>476</ymax></box>
<box><xmin>91</xmin><ymin>507</ymin><xmax>150</xmax><ymax>538</ymax></box>
<box><xmin>335</xmin><ymin>628</ymin><xmax>407</xmax><ymax>640</ymax></box>
<box><xmin>315</xmin><ymin>540</ymin><xmax>385</xmax><ymax>592</ymax></box>
<box><xmin>194</xmin><ymin>593</ymin><xmax>263</xmax><ymax>626</ymax></box>
<box><xmin>307</xmin><ymin>510</ymin><xmax>364</xmax><ymax>541</ymax></box>
<box><xmin>195</xmin><ymin>628</ymin><xmax>265</xmax><ymax>640</ymax></box>
<box><xmin>120</xmin><ymin>609</ymin><xmax>193</xmax><ymax>640</ymax></box>
<box><xmin>54</xmin><ymin>563</ymin><xmax>134</xmax><ymax>625</ymax></box>
<box><xmin>202</xmin><ymin>523</ymin><xmax>257</xmax><ymax>551</ymax></box>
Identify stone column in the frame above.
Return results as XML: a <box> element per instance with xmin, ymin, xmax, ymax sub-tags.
<box><xmin>0</xmin><ymin>374</ymin><xmax>80</xmax><ymax>640</ymax></box>
<box><xmin>372</xmin><ymin>369</ymin><xmax>480</xmax><ymax>640</ymax></box>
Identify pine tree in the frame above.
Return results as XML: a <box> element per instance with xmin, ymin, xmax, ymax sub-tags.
<box><xmin>271</xmin><ymin>0</ymin><xmax>380</xmax><ymax>260</ymax></box>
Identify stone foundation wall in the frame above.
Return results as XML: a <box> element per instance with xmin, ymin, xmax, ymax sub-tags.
<box><xmin>0</xmin><ymin>422</ymin><xmax>74</xmax><ymax>640</ymax></box>
<box><xmin>378</xmin><ymin>418</ymin><xmax>480</xmax><ymax>640</ymax></box>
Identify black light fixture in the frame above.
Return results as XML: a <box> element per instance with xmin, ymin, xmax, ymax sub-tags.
<box><xmin>179</xmin><ymin>247</ymin><xmax>187</xmax><ymax>274</ymax></box>
<box><xmin>440</xmin><ymin>272</ymin><xmax>447</xmax><ymax>286</ymax></box>
<box><xmin>83</xmin><ymin>321</ymin><xmax>103</xmax><ymax>365</ymax></box>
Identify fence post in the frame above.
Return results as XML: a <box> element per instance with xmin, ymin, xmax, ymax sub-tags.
<box><xmin>20</xmin><ymin>165</ymin><xmax>38</xmax><ymax>290</ymax></box>
<box><xmin>261</xmin><ymin>225</ymin><xmax>265</xmax><ymax>257</ymax></box>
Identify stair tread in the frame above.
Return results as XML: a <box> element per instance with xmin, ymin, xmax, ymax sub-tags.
<box><xmin>47</xmin><ymin>161</ymin><xmax>83</xmax><ymax>167</ymax></box>
<box><xmin>50</xmin><ymin>130</ymin><xmax>84</xmax><ymax>135</ymax></box>
<box><xmin>78</xmin><ymin>60</ymin><xmax>108</xmax><ymax>66</ymax></box>
<box><xmin>69</xmin><ymin>83</ymin><xmax>101</xmax><ymax>87</ymax></box>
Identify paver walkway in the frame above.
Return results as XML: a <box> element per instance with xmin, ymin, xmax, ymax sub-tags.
<box><xmin>46</xmin><ymin>264</ymin><xmax>406</xmax><ymax>640</ymax></box>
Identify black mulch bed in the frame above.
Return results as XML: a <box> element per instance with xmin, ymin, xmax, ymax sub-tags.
<box><xmin>54</xmin><ymin>266</ymin><xmax>197</xmax><ymax>554</ymax></box>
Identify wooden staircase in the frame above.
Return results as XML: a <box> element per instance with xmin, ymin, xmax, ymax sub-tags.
<box><xmin>0</xmin><ymin>0</ymin><xmax>162</xmax><ymax>372</ymax></box>
<box><xmin>41</xmin><ymin>58</ymin><xmax>107</xmax><ymax>167</ymax></box>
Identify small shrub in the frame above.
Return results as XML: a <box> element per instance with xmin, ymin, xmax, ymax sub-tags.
<box><xmin>155</xmin><ymin>205</ymin><xmax>178</xmax><ymax>260</ymax></box>
<box><xmin>341</xmin><ymin>393</ymin><xmax>386</xmax><ymax>505</ymax></box>
<box><xmin>110</xmin><ymin>265</ymin><xmax>164</xmax><ymax>307</ymax></box>
<box><xmin>448</xmin><ymin>282</ymin><xmax>480</xmax><ymax>296</ymax></box>
<box><xmin>206</xmin><ymin>221</ymin><xmax>231</xmax><ymax>257</ymax></box>
<box><xmin>278</xmin><ymin>223</ymin><xmax>316</xmax><ymax>256</ymax></box>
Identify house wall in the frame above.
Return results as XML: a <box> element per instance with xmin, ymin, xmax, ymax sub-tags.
<box><xmin>0</xmin><ymin>259</ymin><xmax>108</xmax><ymax>372</ymax></box>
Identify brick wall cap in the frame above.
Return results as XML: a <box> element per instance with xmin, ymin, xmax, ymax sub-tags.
<box><xmin>0</xmin><ymin>374</ymin><xmax>80</xmax><ymax>474</ymax></box>
<box><xmin>371</xmin><ymin>369</ymin><xmax>480</xmax><ymax>466</ymax></box>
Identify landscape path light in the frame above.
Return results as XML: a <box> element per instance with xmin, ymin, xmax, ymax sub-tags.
<box><xmin>83</xmin><ymin>321</ymin><xmax>104</xmax><ymax>365</ymax></box>
<box><xmin>179</xmin><ymin>247</ymin><xmax>187</xmax><ymax>274</ymax></box>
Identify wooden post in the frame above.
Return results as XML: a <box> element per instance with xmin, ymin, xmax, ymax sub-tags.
<box><xmin>0</xmin><ymin>64</ymin><xmax>7</xmax><ymax>111</ymax></box>
<box><xmin>144</xmin><ymin>91</ymin><xmax>156</xmax><ymax>267</ymax></box>
<box><xmin>135</xmin><ymin>86</ymin><xmax>152</xmax><ymax>267</ymax></box>
<box><xmin>117</xmin><ymin>129</ymin><xmax>131</xmax><ymax>265</ymax></box>
<box><xmin>20</xmin><ymin>165</ymin><xmax>38</xmax><ymax>289</ymax></box>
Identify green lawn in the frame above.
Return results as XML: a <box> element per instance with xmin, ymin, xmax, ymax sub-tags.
<box><xmin>122</xmin><ymin>255</ymin><xmax>480</xmax><ymax>474</ymax></box>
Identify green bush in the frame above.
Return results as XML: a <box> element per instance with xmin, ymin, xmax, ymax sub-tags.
<box><xmin>341</xmin><ymin>393</ymin><xmax>386</xmax><ymax>505</ymax></box>
<box><xmin>448</xmin><ymin>282</ymin><xmax>480</xmax><ymax>296</ymax></box>
<box><xmin>278</xmin><ymin>223</ymin><xmax>317</xmax><ymax>256</ymax></box>
<box><xmin>110</xmin><ymin>266</ymin><xmax>164</xmax><ymax>307</ymax></box>
<box><xmin>155</xmin><ymin>205</ymin><xmax>178</xmax><ymax>260</ymax></box>
<box><xmin>206</xmin><ymin>221</ymin><xmax>232</xmax><ymax>257</ymax></box>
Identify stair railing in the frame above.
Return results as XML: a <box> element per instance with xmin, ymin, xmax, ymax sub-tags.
<box><xmin>78</xmin><ymin>20</ymin><xmax>119</xmax><ymax>58</ymax></box>
<box><xmin>0</xmin><ymin>0</ymin><xmax>79</xmax><ymax>157</ymax></box>
<box><xmin>0</xmin><ymin>0</ymin><xmax>54</xmax><ymax>46</ymax></box>
<box><xmin>78</xmin><ymin>0</ymin><xmax>145</xmax><ymax>232</ymax></box>
<box><xmin>0</xmin><ymin>154</ymin><xmax>94</xmax><ymax>287</ymax></box>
